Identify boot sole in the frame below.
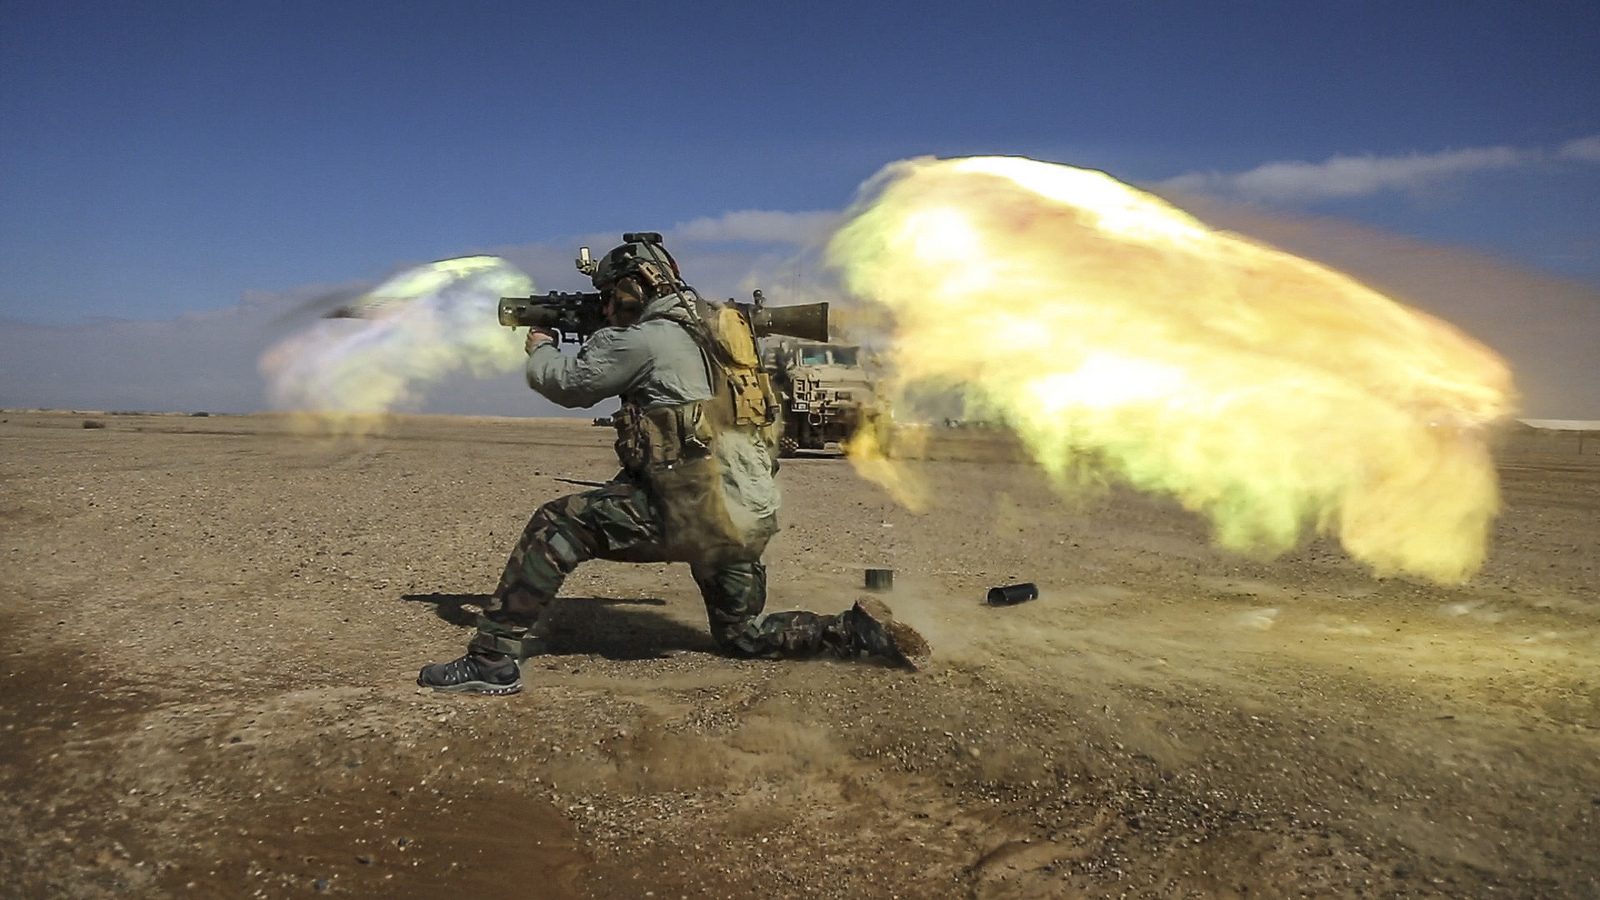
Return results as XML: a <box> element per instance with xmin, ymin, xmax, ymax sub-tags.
<box><xmin>420</xmin><ymin>678</ymin><xmax>523</xmax><ymax>695</ymax></box>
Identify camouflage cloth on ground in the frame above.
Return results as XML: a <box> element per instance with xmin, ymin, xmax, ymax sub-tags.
<box><xmin>473</xmin><ymin>479</ymin><xmax>852</xmax><ymax>659</ymax></box>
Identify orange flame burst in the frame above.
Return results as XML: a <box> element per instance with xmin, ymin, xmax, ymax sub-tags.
<box><xmin>827</xmin><ymin>156</ymin><xmax>1516</xmax><ymax>583</ymax></box>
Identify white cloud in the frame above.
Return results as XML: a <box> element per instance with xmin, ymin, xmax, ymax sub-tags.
<box><xmin>1162</xmin><ymin>136</ymin><xmax>1600</xmax><ymax>205</ymax></box>
<box><xmin>1161</xmin><ymin>145</ymin><xmax>1528</xmax><ymax>202</ymax></box>
<box><xmin>1557</xmin><ymin>134</ymin><xmax>1600</xmax><ymax>162</ymax></box>
<box><xmin>492</xmin><ymin>222</ymin><xmax>841</xmax><ymax>307</ymax></box>
<box><xmin>670</xmin><ymin>209</ymin><xmax>840</xmax><ymax>245</ymax></box>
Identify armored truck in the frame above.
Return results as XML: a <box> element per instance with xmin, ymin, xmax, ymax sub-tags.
<box><xmin>760</xmin><ymin>338</ymin><xmax>884</xmax><ymax>457</ymax></box>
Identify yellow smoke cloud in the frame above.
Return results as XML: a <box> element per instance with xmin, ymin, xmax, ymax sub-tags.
<box><xmin>828</xmin><ymin>157</ymin><xmax>1516</xmax><ymax>583</ymax></box>
<box><xmin>260</xmin><ymin>256</ymin><xmax>529</xmax><ymax>429</ymax></box>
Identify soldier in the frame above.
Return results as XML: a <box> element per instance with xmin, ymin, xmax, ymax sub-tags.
<box><xmin>418</xmin><ymin>237</ymin><xmax>926</xmax><ymax>694</ymax></box>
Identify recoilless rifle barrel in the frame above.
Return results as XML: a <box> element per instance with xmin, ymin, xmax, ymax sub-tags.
<box><xmin>497</xmin><ymin>294</ymin><xmax>830</xmax><ymax>344</ymax></box>
<box><xmin>499</xmin><ymin>233</ymin><xmax>831</xmax><ymax>344</ymax></box>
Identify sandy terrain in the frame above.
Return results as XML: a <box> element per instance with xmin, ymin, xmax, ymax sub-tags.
<box><xmin>2</xmin><ymin>410</ymin><xmax>1596</xmax><ymax>898</ymax></box>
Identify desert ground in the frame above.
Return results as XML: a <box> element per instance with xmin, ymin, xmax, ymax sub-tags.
<box><xmin>1</xmin><ymin>410</ymin><xmax>1595</xmax><ymax>898</ymax></box>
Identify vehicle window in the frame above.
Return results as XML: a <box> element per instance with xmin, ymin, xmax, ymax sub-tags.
<box><xmin>830</xmin><ymin>348</ymin><xmax>859</xmax><ymax>366</ymax></box>
<box><xmin>800</xmin><ymin>348</ymin><xmax>830</xmax><ymax>365</ymax></box>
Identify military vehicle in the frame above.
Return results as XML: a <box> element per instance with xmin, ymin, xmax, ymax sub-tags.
<box><xmin>760</xmin><ymin>338</ymin><xmax>885</xmax><ymax>457</ymax></box>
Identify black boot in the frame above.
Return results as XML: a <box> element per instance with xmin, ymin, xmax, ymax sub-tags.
<box><xmin>417</xmin><ymin>651</ymin><xmax>522</xmax><ymax>695</ymax></box>
<box><xmin>839</xmin><ymin>597</ymin><xmax>929</xmax><ymax>670</ymax></box>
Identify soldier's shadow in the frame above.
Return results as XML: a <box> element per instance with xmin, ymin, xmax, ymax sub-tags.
<box><xmin>401</xmin><ymin>592</ymin><xmax>718</xmax><ymax>660</ymax></box>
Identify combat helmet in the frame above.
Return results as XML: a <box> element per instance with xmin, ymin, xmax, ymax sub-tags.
<box><xmin>583</xmin><ymin>232</ymin><xmax>686</xmax><ymax>298</ymax></box>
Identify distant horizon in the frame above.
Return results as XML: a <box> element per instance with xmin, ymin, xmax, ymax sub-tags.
<box><xmin>8</xmin><ymin>407</ymin><xmax>1597</xmax><ymax>435</ymax></box>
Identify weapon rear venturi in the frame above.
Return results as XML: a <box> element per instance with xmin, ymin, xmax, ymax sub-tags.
<box><xmin>751</xmin><ymin>303</ymin><xmax>829</xmax><ymax>342</ymax></box>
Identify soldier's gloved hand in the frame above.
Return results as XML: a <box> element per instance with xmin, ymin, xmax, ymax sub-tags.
<box><xmin>525</xmin><ymin>327</ymin><xmax>559</xmax><ymax>354</ymax></box>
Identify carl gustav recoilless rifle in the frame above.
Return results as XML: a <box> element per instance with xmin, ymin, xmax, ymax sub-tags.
<box><xmin>496</xmin><ymin>232</ymin><xmax>830</xmax><ymax>346</ymax></box>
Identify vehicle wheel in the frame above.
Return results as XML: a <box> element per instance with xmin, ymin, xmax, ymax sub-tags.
<box><xmin>778</xmin><ymin>435</ymin><xmax>800</xmax><ymax>458</ymax></box>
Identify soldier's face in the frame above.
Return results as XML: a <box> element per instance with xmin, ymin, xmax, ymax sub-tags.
<box><xmin>603</xmin><ymin>278</ymin><xmax>645</xmax><ymax>326</ymax></box>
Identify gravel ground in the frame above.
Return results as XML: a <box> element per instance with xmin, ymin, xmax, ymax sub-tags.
<box><xmin>1</xmin><ymin>410</ymin><xmax>1595</xmax><ymax>898</ymax></box>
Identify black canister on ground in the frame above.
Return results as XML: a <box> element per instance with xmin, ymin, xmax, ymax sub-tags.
<box><xmin>986</xmin><ymin>582</ymin><xmax>1038</xmax><ymax>606</ymax></box>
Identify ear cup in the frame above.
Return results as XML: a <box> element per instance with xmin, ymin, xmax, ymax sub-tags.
<box><xmin>611</xmin><ymin>276</ymin><xmax>646</xmax><ymax>306</ymax></box>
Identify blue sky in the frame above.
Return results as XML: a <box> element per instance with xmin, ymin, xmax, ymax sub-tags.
<box><xmin>1</xmin><ymin>0</ymin><xmax>1596</xmax><ymax>414</ymax></box>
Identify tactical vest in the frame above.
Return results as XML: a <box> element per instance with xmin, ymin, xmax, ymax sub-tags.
<box><xmin>613</xmin><ymin>298</ymin><xmax>780</xmax><ymax>562</ymax></box>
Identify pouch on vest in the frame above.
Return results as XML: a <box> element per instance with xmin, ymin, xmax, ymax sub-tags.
<box><xmin>615</xmin><ymin>401</ymin><xmax>751</xmax><ymax>562</ymax></box>
<box><xmin>698</xmin><ymin>302</ymin><xmax>782</xmax><ymax>450</ymax></box>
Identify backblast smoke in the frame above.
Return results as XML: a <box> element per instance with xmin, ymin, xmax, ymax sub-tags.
<box><xmin>827</xmin><ymin>156</ymin><xmax>1516</xmax><ymax>584</ymax></box>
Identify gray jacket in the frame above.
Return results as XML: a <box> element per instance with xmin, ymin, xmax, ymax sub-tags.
<box><xmin>524</xmin><ymin>295</ymin><xmax>781</xmax><ymax>538</ymax></box>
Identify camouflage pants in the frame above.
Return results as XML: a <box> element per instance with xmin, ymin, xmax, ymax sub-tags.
<box><xmin>472</xmin><ymin>481</ymin><xmax>848</xmax><ymax>660</ymax></box>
